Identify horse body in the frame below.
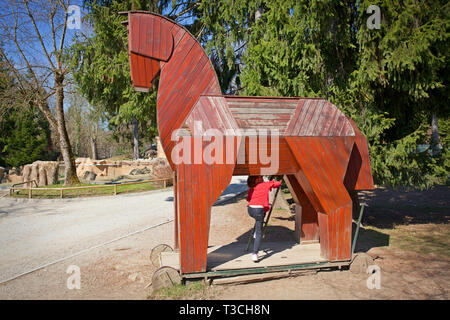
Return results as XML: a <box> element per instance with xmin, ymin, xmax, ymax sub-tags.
<box><xmin>123</xmin><ymin>12</ymin><xmax>374</xmax><ymax>274</ymax></box>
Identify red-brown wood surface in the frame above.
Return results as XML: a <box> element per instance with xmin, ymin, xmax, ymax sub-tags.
<box><xmin>175</xmin><ymin>137</ymin><xmax>240</xmax><ymax>273</ymax></box>
<box><xmin>285</xmin><ymin>137</ymin><xmax>354</xmax><ymax>260</ymax></box>
<box><xmin>284</xmin><ymin>175</ymin><xmax>319</xmax><ymax>242</ymax></box>
<box><xmin>124</xmin><ymin>11</ymin><xmax>374</xmax><ymax>272</ymax></box>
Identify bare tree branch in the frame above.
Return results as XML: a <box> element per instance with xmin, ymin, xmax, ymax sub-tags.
<box><xmin>56</xmin><ymin>0</ymin><xmax>69</xmax><ymax>69</ymax></box>
<box><xmin>23</xmin><ymin>0</ymin><xmax>56</xmax><ymax>70</ymax></box>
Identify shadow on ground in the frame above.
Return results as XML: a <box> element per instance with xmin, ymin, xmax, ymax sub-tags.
<box><xmin>357</xmin><ymin>185</ymin><xmax>449</xmax><ymax>229</ymax></box>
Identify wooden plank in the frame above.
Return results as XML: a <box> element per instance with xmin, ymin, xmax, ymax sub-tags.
<box><xmin>292</xmin><ymin>99</ymin><xmax>314</xmax><ymax>136</ymax></box>
<box><xmin>184</xmin><ymin>162</ymin><xmax>194</xmax><ymax>273</ymax></box>
<box><xmin>176</xmin><ymin>163</ymin><xmax>186</xmax><ymax>272</ymax></box>
<box><xmin>305</xmin><ymin>138</ymin><xmax>346</xmax><ymax>211</ymax></box>
<box><xmin>305</xmin><ymin>99</ymin><xmax>326</xmax><ymax>136</ymax></box>
<box><xmin>212</xmin><ymin>270</ymin><xmax>317</xmax><ymax>285</ymax></box>
<box><xmin>175</xmin><ymin>137</ymin><xmax>239</xmax><ymax>274</ymax></box>
<box><xmin>173</xmin><ymin>171</ymin><xmax>179</xmax><ymax>250</ymax></box>
<box><xmin>285</xmin><ymin>137</ymin><xmax>354</xmax><ymax>261</ymax></box>
<box><xmin>284</xmin><ymin>175</ymin><xmax>319</xmax><ymax>242</ymax></box>
<box><xmin>229</xmin><ymin>108</ymin><xmax>296</xmax><ymax>114</ymax></box>
<box><xmin>191</xmin><ymin>163</ymin><xmax>201</xmax><ymax>271</ymax></box>
<box><xmin>284</xmin><ymin>99</ymin><xmax>356</xmax><ymax>137</ymax></box>
<box><xmin>345</xmin><ymin>118</ymin><xmax>374</xmax><ymax>190</ymax></box>
<box><xmin>285</xmin><ymin>137</ymin><xmax>331</xmax><ymax>213</ymax></box>
<box><xmin>319</xmin><ymin>102</ymin><xmax>338</xmax><ymax>136</ymax></box>
<box><xmin>208</xmin><ymin>242</ymin><xmax>325</xmax><ymax>271</ymax></box>
<box><xmin>158</xmin><ymin>43</ymin><xmax>204</xmax><ymax>113</ymax></box>
<box><xmin>157</xmin><ymin>32</ymin><xmax>196</xmax><ymax>102</ymax></box>
<box><xmin>159</xmin><ymin>56</ymin><xmax>214</xmax><ymax>147</ymax></box>
<box><xmin>129</xmin><ymin>14</ymin><xmax>173</xmax><ymax>61</ymax></box>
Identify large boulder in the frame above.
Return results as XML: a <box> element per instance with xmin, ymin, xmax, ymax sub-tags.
<box><xmin>29</xmin><ymin>163</ymin><xmax>39</xmax><ymax>184</ymax></box>
<box><xmin>150</xmin><ymin>158</ymin><xmax>172</xmax><ymax>180</ymax></box>
<box><xmin>155</xmin><ymin>136</ymin><xmax>166</xmax><ymax>159</ymax></box>
<box><xmin>22</xmin><ymin>165</ymin><xmax>31</xmax><ymax>184</ymax></box>
<box><xmin>38</xmin><ymin>165</ymin><xmax>47</xmax><ymax>186</ymax></box>
<box><xmin>6</xmin><ymin>171</ymin><xmax>22</xmax><ymax>184</ymax></box>
<box><xmin>82</xmin><ymin>171</ymin><xmax>97</xmax><ymax>181</ymax></box>
<box><xmin>129</xmin><ymin>167</ymin><xmax>151</xmax><ymax>175</ymax></box>
<box><xmin>22</xmin><ymin>161</ymin><xmax>59</xmax><ymax>186</ymax></box>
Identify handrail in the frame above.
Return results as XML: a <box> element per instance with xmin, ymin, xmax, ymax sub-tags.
<box><xmin>11</xmin><ymin>180</ymin><xmax>38</xmax><ymax>188</ymax></box>
<box><xmin>9</xmin><ymin>177</ymin><xmax>173</xmax><ymax>199</ymax></box>
<box><xmin>10</xmin><ymin>180</ymin><xmax>38</xmax><ymax>197</ymax></box>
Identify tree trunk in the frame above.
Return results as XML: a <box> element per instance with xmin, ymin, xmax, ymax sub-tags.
<box><xmin>431</xmin><ymin>112</ymin><xmax>440</xmax><ymax>156</ymax></box>
<box><xmin>90</xmin><ymin>135</ymin><xmax>98</xmax><ymax>160</ymax></box>
<box><xmin>55</xmin><ymin>76</ymin><xmax>80</xmax><ymax>185</ymax></box>
<box><xmin>132</xmin><ymin>117</ymin><xmax>139</xmax><ymax>160</ymax></box>
<box><xmin>90</xmin><ymin>122</ymin><xmax>99</xmax><ymax>160</ymax></box>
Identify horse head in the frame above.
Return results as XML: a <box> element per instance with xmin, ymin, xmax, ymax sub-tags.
<box><xmin>122</xmin><ymin>12</ymin><xmax>174</xmax><ymax>91</ymax></box>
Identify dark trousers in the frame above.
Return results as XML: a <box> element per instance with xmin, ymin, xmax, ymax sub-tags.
<box><xmin>247</xmin><ymin>206</ymin><xmax>265</xmax><ymax>254</ymax></box>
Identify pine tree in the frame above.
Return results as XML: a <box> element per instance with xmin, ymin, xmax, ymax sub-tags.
<box><xmin>0</xmin><ymin>106</ymin><xmax>52</xmax><ymax>168</ymax></box>
<box><xmin>198</xmin><ymin>0</ymin><xmax>449</xmax><ymax>188</ymax></box>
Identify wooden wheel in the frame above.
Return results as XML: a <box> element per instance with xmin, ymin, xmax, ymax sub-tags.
<box><xmin>151</xmin><ymin>266</ymin><xmax>181</xmax><ymax>292</ymax></box>
<box><xmin>150</xmin><ymin>244</ymin><xmax>173</xmax><ymax>267</ymax></box>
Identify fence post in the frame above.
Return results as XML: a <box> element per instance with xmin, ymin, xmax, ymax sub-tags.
<box><xmin>114</xmin><ymin>184</ymin><xmax>117</xmax><ymax>195</ymax></box>
<box><xmin>163</xmin><ymin>179</ymin><xmax>167</xmax><ymax>188</ymax></box>
<box><xmin>60</xmin><ymin>189</ymin><xmax>63</xmax><ymax>199</ymax></box>
<box><xmin>28</xmin><ymin>187</ymin><xmax>32</xmax><ymax>199</ymax></box>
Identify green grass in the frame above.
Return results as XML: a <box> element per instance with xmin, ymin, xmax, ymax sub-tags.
<box><xmin>358</xmin><ymin>223</ymin><xmax>450</xmax><ymax>258</ymax></box>
<box><xmin>149</xmin><ymin>281</ymin><xmax>206</xmax><ymax>300</ymax></box>
<box><xmin>387</xmin><ymin>224</ymin><xmax>450</xmax><ymax>257</ymax></box>
<box><xmin>10</xmin><ymin>181</ymin><xmax>160</xmax><ymax>199</ymax></box>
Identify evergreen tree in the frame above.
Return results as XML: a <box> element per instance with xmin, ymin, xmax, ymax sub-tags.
<box><xmin>0</xmin><ymin>54</ymin><xmax>53</xmax><ymax>168</ymax></box>
<box><xmin>70</xmin><ymin>0</ymin><xmax>199</xmax><ymax>159</ymax></box>
<box><xmin>198</xmin><ymin>0</ymin><xmax>449</xmax><ymax>188</ymax></box>
<box><xmin>0</xmin><ymin>106</ymin><xmax>52</xmax><ymax>168</ymax></box>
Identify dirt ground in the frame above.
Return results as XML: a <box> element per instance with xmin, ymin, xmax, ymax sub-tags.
<box><xmin>1</xmin><ymin>185</ymin><xmax>448</xmax><ymax>300</ymax></box>
<box><xmin>153</xmin><ymin>185</ymin><xmax>450</xmax><ymax>300</ymax></box>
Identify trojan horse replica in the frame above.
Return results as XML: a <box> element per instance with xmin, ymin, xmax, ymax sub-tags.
<box><xmin>122</xmin><ymin>12</ymin><xmax>374</xmax><ymax>275</ymax></box>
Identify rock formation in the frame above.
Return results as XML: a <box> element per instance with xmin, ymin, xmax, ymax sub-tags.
<box><xmin>22</xmin><ymin>161</ymin><xmax>59</xmax><ymax>186</ymax></box>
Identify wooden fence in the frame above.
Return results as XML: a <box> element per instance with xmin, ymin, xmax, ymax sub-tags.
<box><xmin>10</xmin><ymin>178</ymin><xmax>173</xmax><ymax>199</ymax></box>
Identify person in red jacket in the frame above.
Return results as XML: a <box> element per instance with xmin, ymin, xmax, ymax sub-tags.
<box><xmin>246</xmin><ymin>175</ymin><xmax>281</xmax><ymax>262</ymax></box>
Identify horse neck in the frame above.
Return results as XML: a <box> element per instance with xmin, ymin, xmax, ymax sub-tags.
<box><xmin>157</xmin><ymin>23</ymin><xmax>221</xmax><ymax>126</ymax></box>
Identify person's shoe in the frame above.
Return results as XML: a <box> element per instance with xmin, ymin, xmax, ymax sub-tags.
<box><xmin>251</xmin><ymin>253</ymin><xmax>259</xmax><ymax>262</ymax></box>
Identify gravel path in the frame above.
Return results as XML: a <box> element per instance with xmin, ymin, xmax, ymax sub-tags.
<box><xmin>0</xmin><ymin>176</ymin><xmax>247</xmax><ymax>285</ymax></box>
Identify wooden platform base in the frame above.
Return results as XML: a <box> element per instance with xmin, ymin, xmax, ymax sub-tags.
<box><xmin>207</xmin><ymin>241</ymin><xmax>326</xmax><ymax>271</ymax></box>
<box><xmin>161</xmin><ymin>241</ymin><xmax>327</xmax><ymax>271</ymax></box>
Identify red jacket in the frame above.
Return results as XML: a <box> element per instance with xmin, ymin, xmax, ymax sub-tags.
<box><xmin>247</xmin><ymin>181</ymin><xmax>281</xmax><ymax>212</ymax></box>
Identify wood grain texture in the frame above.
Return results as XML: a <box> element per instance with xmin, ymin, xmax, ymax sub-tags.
<box><xmin>285</xmin><ymin>99</ymin><xmax>355</xmax><ymax>136</ymax></box>
<box><xmin>125</xmin><ymin>11</ymin><xmax>374</xmax><ymax>272</ymax></box>
<box><xmin>285</xmin><ymin>137</ymin><xmax>354</xmax><ymax>260</ymax></box>
<box><xmin>284</xmin><ymin>175</ymin><xmax>319</xmax><ymax>242</ymax></box>
<box><xmin>129</xmin><ymin>13</ymin><xmax>173</xmax><ymax>61</ymax></box>
<box><xmin>345</xmin><ymin>117</ymin><xmax>375</xmax><ymax>190</ymax></box>
<box><xmin>176</xmin><ymin>137</ymin><xmax>241</xmax><ymax>273</ymax></box>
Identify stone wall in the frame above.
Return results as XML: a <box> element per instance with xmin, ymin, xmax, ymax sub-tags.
<box><xmin>75</xmin><ymin>157</ymin><xmax>172</xmax><ymax>181</ymax></box>
<box><xmin>1</xmin><ymin>156</ymin><xmax>172</xmax><ymax>186</ymax></box>
<box><xmin>21</xmin><ymin>161</ymin><xmax>59</xmax><ymax>186</ymax></box>
<box><xmin>155</xmin><ymin>136</ymin><xmax>167</xmax><ymax>159</ymax></box>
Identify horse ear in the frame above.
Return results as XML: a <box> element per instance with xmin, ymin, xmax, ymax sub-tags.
<box><xmin>128</xmin><ymin>13</ymin><xmax>174</xmax><ymax>62</ymax></box>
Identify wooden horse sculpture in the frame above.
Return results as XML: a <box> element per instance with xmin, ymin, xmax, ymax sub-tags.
<box><xmin>122</xmin><ymin>11</ymin><xmax>374</xmax><ymax>274</ymax></box>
